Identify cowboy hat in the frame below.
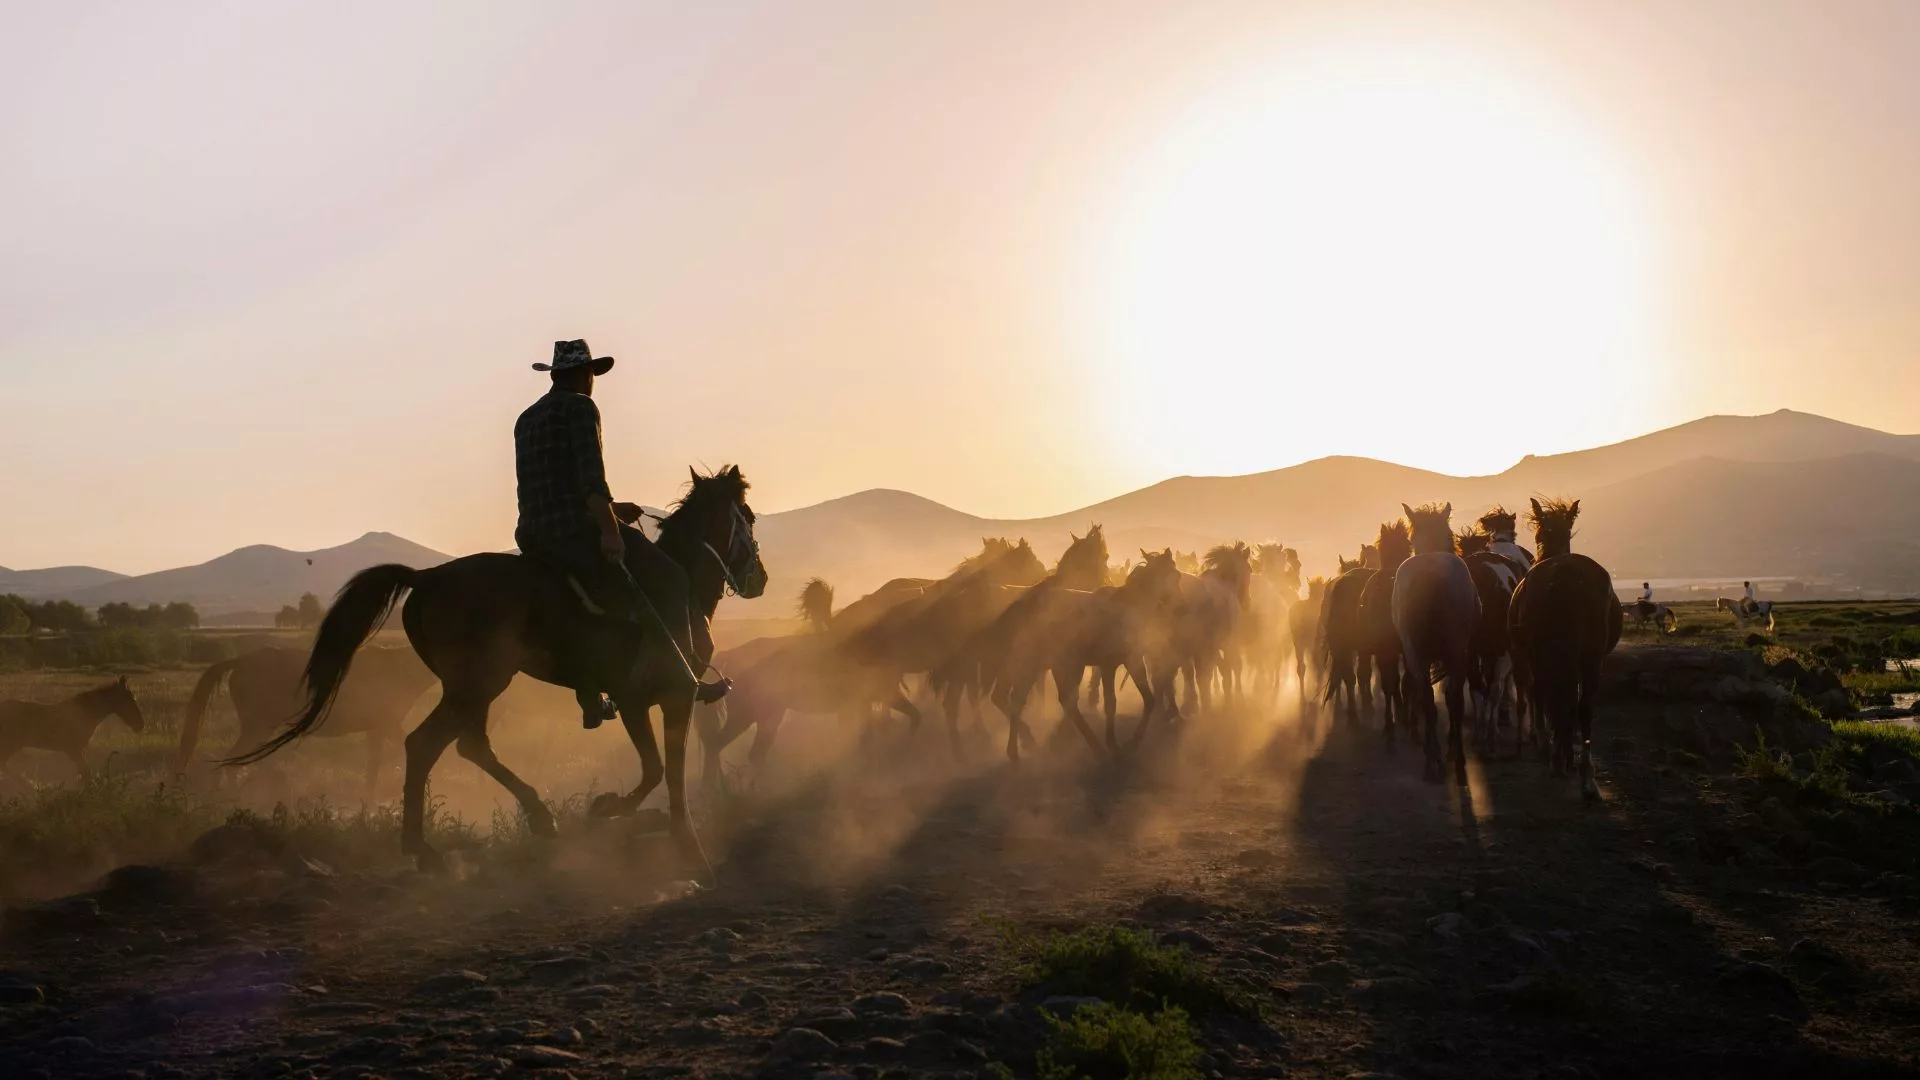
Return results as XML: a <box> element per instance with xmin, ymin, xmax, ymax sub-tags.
<box><xmin>532</xmin><ymin>339</ymin><xmax>615</xmax><ymax>375</ymax></box>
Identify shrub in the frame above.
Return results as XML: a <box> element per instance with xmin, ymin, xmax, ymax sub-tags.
<box><xmin>1006</xmin><ymin>924</ymin><xmax>1252</xmax><ymax>1019</ymax></box>
<box><xmin>1038</xmin><ymin>1003</ymin><xmax>1202</xmax><ymax>1080</ymax></box>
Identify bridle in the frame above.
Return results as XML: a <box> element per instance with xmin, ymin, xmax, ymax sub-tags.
<box><xmin>639</xmin><ymin>502</ymin><xmax>760</xmax><ymax>597</ymax></box>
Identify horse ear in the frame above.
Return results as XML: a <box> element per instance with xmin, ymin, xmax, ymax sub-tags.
<box><xmin>1529</xmin><ymin>497</ymin><xmax>1544</xmax><ymax>517</ymax></box>
<box><xmin>689</xmin><ymin>466</ymin><xmax>701</xmax><ymax>484</ymax></box>
<box><xmin>1401</xmin><ymin>502</ymin><xmax>1414</xmax><ymax>519</ymax></box>
<box><xmin>1571</xmin><ymin>499</ymin><xmax>1580</xmax><ymax>514</ymax></box>
<box><xmin>1441</xmin><ymin>502</ymin><xmax>1452</xmax><ymax>518</ymax></box>
<box><xmin>727</xmin><ymin>464</ymin><xmax>741</xmax><ymax>478</ymax></box>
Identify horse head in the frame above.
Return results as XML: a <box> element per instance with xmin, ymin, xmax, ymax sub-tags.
<box><xmin>1478</xmin><ymin>506</ymin><xmax>1520</xmax><ymax>542</ymax></box>
<box><xmin>1456</xmin><ymin>529</ymin><xmax>1490</xmax><ymax>556</ymax></box>
<box><xmin>1401</xmin><ymin>502</ymin><xmax>1455</xmax><ymax>556</ymax></box>
<box><xmin>992</xmin><ymin>539</ymin><xmax>1048</xmax><ymax>587</ymax></box>
<box><xmin>795</xmin><ymin>577</ymin><xmax>835</xmax><ymax>631</ymax></box>
<box><xmin>666</xmin><ymin>465</ymin><xmax>767</xmax><ymax>599</ymax></box>
<box><xmin>101</xmin><ymin>675</ymin><xmax>145</xmax><ymax>733</ymax></box>
<box><xmin>1125</xmin><ymin>548</ymin><xmax>1184</xmax><ymax>610</ymax></box>
<box><xmin>1527</xmin><ymin>496</ymin><xmax>1581</xmax><ymax>559</ymax></box>
<box><xmin>1376</xmin><ymin>521</ymin><xmax>1413</xmax><ymax>572</ymax></box>
<box><xmin>1055</xmin><ymin>525</ymin><xmax>1110</xmax><ymax>590</ymax></box>
<box><xmin>1203</xmin><ymin>541</ymin><xmax>1255</xmax><ymax>602</ymax></box>
<box><xmin>1360</xmin><ymin>543</ymin><xmax>1380</xmax><ymax>570</ymax></box>
<box><xmin>1306</xmin><ymin>575</ymin><xmax>1328</xmax><ymax>600</ymax></box>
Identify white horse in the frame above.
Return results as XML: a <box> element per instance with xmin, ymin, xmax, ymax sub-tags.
<box><xmin>1623</xmin><ymin>601</ymin><xmax>1678</xmax><ymax>634</ymax></box>
<box><xmin>1717</xmin><ymin>596</ymin><xmax>1776</xmax><ymax>632</ymax></box>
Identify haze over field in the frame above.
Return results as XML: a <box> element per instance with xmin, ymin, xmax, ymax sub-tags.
<box><xmin>6</xmin><ymin>2</ymin><xmax>1920</xmax><ymax>574</ymax></box>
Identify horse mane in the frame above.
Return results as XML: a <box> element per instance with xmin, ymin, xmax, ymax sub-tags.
<box><xmin>1528</xmin><ymin>496</ymin><xmax>1581</xmax><ymax>554</ymax></box>
<box><xmin>795</xmin><ymin>578</ymin><xmax>835</xmax><ymax>629</ymax></box>
<box><xmin>1306</xmin><ymin>575</ymin><xmax>1328</xmax><ymax>598</ymax></box>
<box><xmin>1478</xmin><ymin>506</ymin><xmax>1518</xmax><ymax>537</ymax></box>
<box><xmin>1203</xmin><ymin>541</ymin><xmax>1250</xmax><ymax>573</ymax></box>
<box><xmin>952</xmin><ymin>537</ymin><xmax>1015</xmax><ymax>575</ymax></box>
<box><xmin>1455</xmin><ymin>529</ymin><xmax>1490</xmax><ymax>556</ymax></box>
<box><xmin>1376</xmin><ymin>521</ymin><xmax>1412</xmax><ymax>569</ymax></box>
<box><xmin>1401</xmin><ymin>503</ymin><xmax>1453</xmax><ymax>555</ymax></box>
<box><xmin>1054</xmin><ymin>524</ymin><xmax>1110</xmax><ymax>583</ymax></box>
<box><xmin>661</xmin><ymin>465</ymin><xmax>749</xmax><ymax>539</ymax></box>
<box><xmin>1360</xmin><ymin>543</ymin><xmax>1380</xmax><ymax>569</ymax></box>
<box><xmin>1337</xmin><ymin>555</ymin><xmax>1359</xmax><ymax>574</ymax></box>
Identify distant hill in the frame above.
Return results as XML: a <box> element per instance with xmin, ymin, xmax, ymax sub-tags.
<box><xmin>737</xmin><ymin>409</ymin><xmax>1920</xmax><ymax>607</ymax></box>
<box><xmin>0</xmin><ymin>564</ymin><xmax>128</xmax><ymax>599</ymax></box>
<box><xmin>14</xmin><ymin>409</ymin><xmax>1917</xmax><ymax>617</ymax></box>
<box><xmin>58</xmin><ymin>532</ymin><xmax>454</xmax><ymax>616</ymax></box>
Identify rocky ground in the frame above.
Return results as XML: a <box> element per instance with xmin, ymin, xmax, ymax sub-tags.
<box><xmin>4</xmin><ymin>645</ymin><xmax>1920</xmax><ymax>1079</ymax></box>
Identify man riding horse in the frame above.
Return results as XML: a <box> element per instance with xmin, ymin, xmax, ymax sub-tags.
<box><xmin>516</xmin><ymin>339</ymin><xmax>731</xmax><ymax>728</ymax></box>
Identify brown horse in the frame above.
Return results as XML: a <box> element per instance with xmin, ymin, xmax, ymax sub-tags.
<box><xmin>0</xmin><ymin>677</ymin><xmax>145</xmax><ymax>782</ymax></box>
<box><xmin>177</xmin><ymin>646</ymin><xmax>435</xmax><ymax>787</ymax></box>
<box><xmin>1509</xmin><ymin>497</ymin><xmax>1621</xmax><ymax>800</ymax></box>
<box><xmin>708</xmin><ymin>538</ymin><xmax>1047</xmax><ymax>771</ymax></box>
<box><xmin>1319</xmin><ymin>561</ymin><xmax>1377</xmax><ymax>724</ymax></box>
<box><xmin>231</xmin><ymin>466</ymin><xmax>766</xmax><ymax>881</ymax></box>
<box><xmin>1162</xmin><ymin>542</ymin><xmax>1255</xmax><ymax>719</ymax></box>
<box><xmin>1391</xmin><ymin>504</ymin><xmax>1480</xmax><ymax>784</ymax></box>
<box><xmin>1288</xmin><ymin>576</ymin><xmax>1328</xmax><ymax>711</ymax></box>
<box><xmin>1356</xmin><ymin>520</ymin><xmax>1413</xmax><ymax>744</ymax></box>
<box><xmin>935</xmin><ymin>528</ymin><xmax>1112</xmax><ymax>753</ymax></box>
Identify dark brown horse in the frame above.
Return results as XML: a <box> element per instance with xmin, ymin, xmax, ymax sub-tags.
<box><xmin>1356</xmin><ymin>520</ymin><xmax>1413</xmax><ymax>744</ymax></box>
<box><xmin>0</xmin><ymin>677</ymin><xmax>145</xmax><ymax>782</ymax></box>
<box><xmin>1319</xmin><ymin>560</ymin><xmax>1377</xmax><ymax>724</ymax></box>
<box><xmin>177</xmin><ymin>646</ymin><xmax>435</xmax><ymax>787</ymax></box>
<box><xmin>1391</xmin><ymin>504</ymin><xmax>1480</xmax><ymax>783</ymax></box>
<box><xmin>1509</xmin><ymin>497</ymin><xmax>1621</xmax><ymax>800</ymax></box>
<box><xmin>231</xmin><ymin>466</ymin><xmax>766</xmax><ymax>881</ymax></box>
<box><xmin>1160</xmin><ymin>542</ymin><xmax>1255</xmax><ymax>719</ymax></box>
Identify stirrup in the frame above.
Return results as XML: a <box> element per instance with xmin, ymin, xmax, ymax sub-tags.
<box><xmin>580</xmin><ymin>693</ymin><xmax>618</xmax><ymax>730</ymax></box>
<box><xmin>695</xmin><ymin>678</ymin><xmax>733</xmax><ymax>705</ymax></box>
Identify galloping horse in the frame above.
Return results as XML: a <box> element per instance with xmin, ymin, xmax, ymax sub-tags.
<box><xmin>1626</xmin><ymin>601</ymin><xmax>1679</xmax><ymax>634</ymax></box>
<box><xmin>1163</xmin><ymin>543</ymin><xmax>1255</xmax><ymax>718</ymax></box>
<box><xmin>1319</xmin><ymin>557</ymin><xmax>1378</xmax><ymax>724</ymax></box>
<box><xmin>231</xmin><ymin>466</ymin><xmax>767</xmax><ymax>882</ymax></box>
<box><xmin>177</xmin><ymin>645</ymin><xmax>435</xmax><ymax>788</ymax></box>
<box><xmin>1716</xmin><ymin>596</ymin><xmax>1775</xmax><ymax>632</ymax></box>
<box><xmin>1509</xmin><ymin>497</ymin><xmax>1621</xmax><ymax>800</ymax></box>
<box><xmin>1288</xmin><ymin>576</ymin><xmax>1328</xmax><ymax>712</ymax></box>
<box><xmin>1356</xmin><ymin>520</ymin><xmax>1413</xmax><ymax>744</ymax></box>
<box><xmin>0</xmin><ymin>677</ymin><xmax>145</xmax><ymax>782</ymax></box>
<box><xmin>1392</xmin><ymin>504</ymin><xmax>1480</xmax><ymax>784</ymax></box>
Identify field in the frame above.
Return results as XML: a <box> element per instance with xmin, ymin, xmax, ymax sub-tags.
<box><xmin>3</xmin><ymin>608</ymin><xmax>1920</xmax><ymax>1078</ymax></box>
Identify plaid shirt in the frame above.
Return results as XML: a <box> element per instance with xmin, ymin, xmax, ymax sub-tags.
<box><xmin>514</xmin><ymin>389</ymin><xmax>612</xmax><ymax>550</ymax></box>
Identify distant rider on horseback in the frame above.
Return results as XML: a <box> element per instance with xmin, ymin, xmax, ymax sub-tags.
<box><xmin>1741</xmin><ymin>580</ymin><xmax>1757</xmax><ymax>616</ymax></box>
<box><xmin>515</xmin><ymin>339</ymin><xmax>730</xmax><ymax>730</ymax></box>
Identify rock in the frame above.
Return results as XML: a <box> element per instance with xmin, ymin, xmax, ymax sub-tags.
<box><xmin>865</xmin><ymin>1037</ymin><xmax>908</xmax><ymax>1057</ymax></box>
<box><xmin>94</xmin><ymin>864</ymin><xmax>195</xmax><ymax>906</ymax></box>
<box><xmin>526</xmin><ymin>956</ymin><xmax>596</xmax><ymax>984</ymax></box>
<box><xmin>1286</xmin><ymin>983</ymin><xmax>1330</xmax><ymax>1006</ymax></box>
<box><xmin>852</xmin><ymin>991</ymin><xmax>912</xmax><ymax>1016</ymax></box>
<box><xmin>0</xmin><ymin>983</ymin><xmax>45</xmax><ymax>1005</ymax></box>
<box><xmin>1039</xmin><ymin>996</ymin><xmax>1105</xmax><ymax>1015</ymax></box>
<box><xmin>737</xmin><ymin>990</ymin><xmax>769</xmax><ymax>1010</ymax></box>
<box><xmin>511</xmin><ymin>1044</ymin><xmax>584</xmax><ymax>1068</ymax></box>
<box><xmin>1804</xmin><ymin>857</ymin><xmax>1867</xmax><ymax>885</ymax></box>
<box><xmin>1868</xmin><ymin>788</ymin><xmax>1911</xmax><ymax>807</ymax></box>
<box><xmin>900</xmin><ymin>958</ymin><xmax>951</xmax><ymax>979</ymax></box>
<box><xmin>905</xmin><ymin>1030</ymin><xmax>987</xmax><ymax>1062</ymax></box>
<box><xmin>1255</xmin><ymin>932</ymin><xmax>1294</xmax><ymax>955</ymax></box>
<box><xmin>1158</xmin><ymin>929</ymin><xmax>1216</xmax><ymax>953</ymax></box>
<box><xmin>1784</xmin><ymin>939</ymin><xmax>1851</xmax><ymax>986</ymax></box>
<box><xmin>46</xmin><ymin>1035</ymin><xmax>95</xmax><ymax>1054</ymax></box>
<box><xmin>3</xmin><ymin>896</ymin><xmax>104</xmax><ymax>935</ymax></box>
<box><xmin>1667</xmin><ymin>749</ymin><xmax>1706</xmax><ymax>770</ymax></box>
<box><xmin>1307</xmin><ymin>960</ymin><xmax>1352</xmax><ymax>988</ymax></box>
<box><xmin>769</xmin><ymin>1027</ymin><xmax>839</xmax><ymax>1062</ymax></box>
<box><xmin>413</xmin><ymin>970</ymin><xmax>489</xmax><ymax>999</ymax></box>
<box><xmin>698</xmin><ymin>927</ymin><xmax>740</xmax><ymax>952</ymax></box>
<box><xmin>865</xmin><ymin>947</ymin><xmax>891</xmax><ymax>962</ymax></box>
<box><xmin>1354</xmin><ymin>977</ymin><xmax>1429</xmax><ymax>1007</ymax></box>
<box><xmin>1810</xmin><ymin>689</ymin><xmax>1852</xmax><ymax>720</ymax></box>
<box><xmin>188</xmin><ymin>821</ymin><xmax>283</xmax><ymax>865</ymax></box>
<box><xmin>1427</xmin><ymin>913</ymin><xmax>1467</xmax><ymax>940</ymax></box>
<box><xmin>1719</xmin><ymin>963</ymin><xmax>1806</xmax><ymax>1017</ymax></box>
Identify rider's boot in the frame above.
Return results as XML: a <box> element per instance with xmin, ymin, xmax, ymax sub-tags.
<box><xmin>576</xmin><ymin>689</ymin><xmax>619</xmax><ymax>730</ymax></box>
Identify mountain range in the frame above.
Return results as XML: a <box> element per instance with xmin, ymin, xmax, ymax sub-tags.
<box><xmin>5</xmin><ymin>409</ymin><xmax>1917</xmax><ymax>618</ymax></box>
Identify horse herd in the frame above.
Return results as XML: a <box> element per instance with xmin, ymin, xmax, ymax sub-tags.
<box><xmin>695</xmin><ymin>496</ymin><xmax>1622</xmax><ymax>800</ymax></box>
<box><xmin>0</xmin><ymin>470</ymin><xmax>1651</xmax><ymax>881</ymax></box>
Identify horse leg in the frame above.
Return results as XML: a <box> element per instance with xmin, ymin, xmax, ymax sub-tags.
<box><xmin>592</xmin><ymin>703</ymin><xmax>664</xmax><ymax>818</ymax></box>
<box><xmin>1447</xmin><ymin>665</ymin><xmax>1469</xmax><ymax>786</ymax></box>
<box><xmin>455</xmin><ymin>727</ymin><xmax>554</xmax><ymax>838</ymax></box>
<box><xmin>1104</xmin><ymin>664</ymin><xmax>1128</xmax><ymax>754</ymax></box>
<box><xmin>1002</xmin><ymin>677</ymin><xmax>1031</xmax><ymax>763</ymax></box>
<box><xmin>65</xmin><ymin>748</ymin><xmax>93</xmax><ymax>784</ymax></box>
<box><xmin>660</xmin><ymin>689</ymin><xmax>715</xmax><ymax>886</ymax></box>
<box><xmin>401</xmin><ymin>695</ymin><xmax>472</xmax><ymax>873</ymax></box>
<box><xmin>1578</xmin><ymin>659</ymin><xmax>1602</xmax><ymax>802</ymax></box>
<box><xmin>1052</xmin><ymin>665</ymin><xmax>1104</xmax><ymax>758</ymax></box>
<box><xmin>364</xmin><ymin>731</ymin><xmax>386</xmax><ymax>794</ymax></box>
<box><xmin>941</xmin><ymin>679</ymin><xmax>968</xmax><ymax>760</ymax></box>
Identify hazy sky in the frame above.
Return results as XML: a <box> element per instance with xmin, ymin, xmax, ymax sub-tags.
<box><xmin>4</xmin><ymin>1</ymin><xmax>1918</xmax><ymax>572</ymax></box>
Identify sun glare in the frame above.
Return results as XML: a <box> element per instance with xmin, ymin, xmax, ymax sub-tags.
<box><xmin>1083</xmin><ymin>42</ymin><xmax>1661</xmax><ymax>480</ymax></box>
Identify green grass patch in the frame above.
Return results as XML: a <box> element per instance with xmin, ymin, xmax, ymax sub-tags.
<box><xmin>1037</xmin><ymin>1003</ymin><xmax>1203</xmax><ymax>1080</ymax></box>
<box><xmin>1830</xmin><ymin>720</ymin><xmax>1920</xmax><ymax>758</ymax></box>
<box><xmin>1004</xmin><ymin>924</ymin><xmax>1253</xmax><ymax>1019</ymax></box>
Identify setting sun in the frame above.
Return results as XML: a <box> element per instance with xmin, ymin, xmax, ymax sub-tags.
<box><xmin>1084</xmin><ymin>41</ymin><xmax>1662</xmax><ymax>479</ymax></box>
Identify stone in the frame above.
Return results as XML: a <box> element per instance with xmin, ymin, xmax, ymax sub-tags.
<box><xmin>769</xmin><ymin>1027</ymin><xmax>838</xmax><ymax>1062</ymax></box>
<box><xmin>1718</xmin><ymin>963</ymin><xmax>1806</xmax><ymax>1017</ymax></box>
<box><xmin>1427</xmin><ymin>913</ymin><xmax>1467</xmax><ymax>940</ymax></box>
<box><xmin>511</xmin><ymin>1044</ymin><xmax>585</xmax><ymax>1068</ymax></box>
<box><xmin>526</xmin><ymin>957</ymin><xmax>596</xmax><ymax>984</ymax></box>
<box><xmin>1158</xmin><ymin>929</ymin><xmax>1216</xmax><ymax>953</ymax></box>
<box><xmin>412</xmin><ymin>970</ymin><xmax>489</xmax><ymax>999</ymax></box>
<box><xmin>1307</xmin><ymin>960</ymin><xmax>1352</xmax><ymax>988</ymax></box>
<box><xmin>852</xmin><ymin>991</ymin><xmax>912</xmax><ymax>1016</ymax></box>
<box><xmin>0</xmin><ymin>983</ymin><xmax>45</xmax><ymax>1005</ymax></box>
<box><xmin>1287</xmin><ymin>983</ymin><xmax>1330</xmax><ymax>1006</ymax></box>
<box><xmin>900</xmin><ymin>958</ymin><xmax>951</xmax><ymax>979</ymax></box>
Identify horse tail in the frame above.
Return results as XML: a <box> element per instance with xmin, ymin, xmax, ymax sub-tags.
<box><xmin>223</xmin><ymin>564</ymin><xmax>417</xmax><ymax>765</ymax></box>
<box><xmin>175</xmin><ymin>654</ymin><xmax>244</xmax><ymax>772</ymax></box>
<box><xmin>796</xmin><ymin>577</ymin><xmax>835</xmax><ymax>632</ymax></box>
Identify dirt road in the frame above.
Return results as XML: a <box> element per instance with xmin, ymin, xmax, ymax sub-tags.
<box><xmin>4</xmin><ymin>658</ymin><xmax>1919</xmax><ymax>1079</ymax></box>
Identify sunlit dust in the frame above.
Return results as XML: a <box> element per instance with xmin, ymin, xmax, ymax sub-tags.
<box><xmin>1083</xmin><ymin>41</ymin><xmax>1663</xmax><ymax>480</ymax></box>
